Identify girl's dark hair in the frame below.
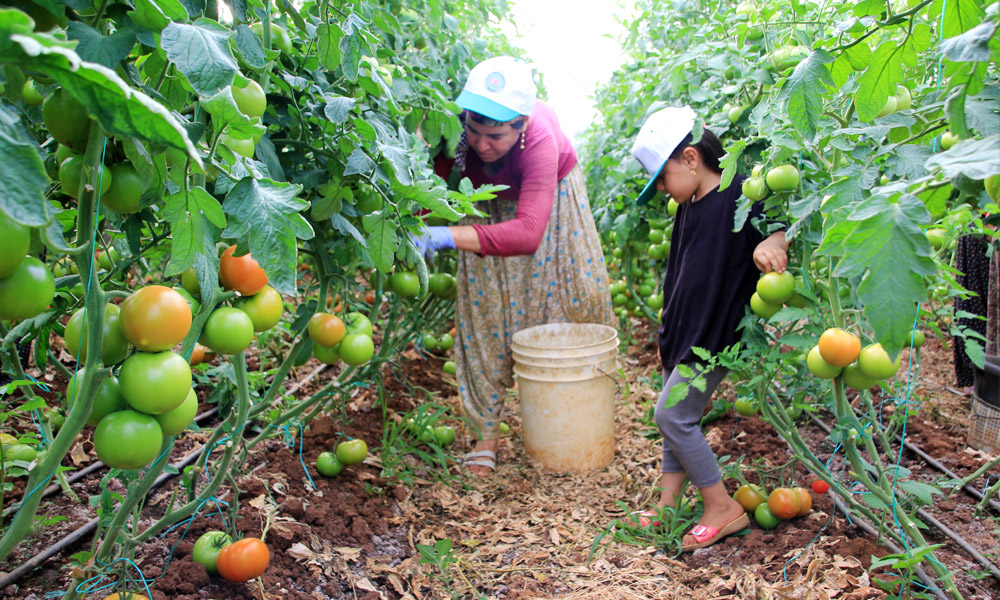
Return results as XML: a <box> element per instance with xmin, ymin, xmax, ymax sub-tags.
<box><xmin>668</xmin><ymin>128</ymin><xmax>724</xmax><ymax>174</ymax></box>
<box><xmin>465</xmin><ymin>110</ymin><xmax>528</xmax><ymax>129</ymax></box>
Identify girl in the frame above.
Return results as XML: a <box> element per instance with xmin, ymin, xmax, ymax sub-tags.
<box><xmin>628</xmin><ymin>106</ymin><xmax>789</xmax><ymax>551</ymax></box>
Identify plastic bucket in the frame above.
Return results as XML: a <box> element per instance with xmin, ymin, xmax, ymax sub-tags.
<box><xmin>511</xmin><ymin>323</ymin><xmax>619</xmax><ymax>472</ymax></box>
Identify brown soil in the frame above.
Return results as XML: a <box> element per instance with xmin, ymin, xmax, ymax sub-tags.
<box><xmin>4</xmin><ymin>326</ymin><xmax>999</xmax><ymax>600</ymax></box>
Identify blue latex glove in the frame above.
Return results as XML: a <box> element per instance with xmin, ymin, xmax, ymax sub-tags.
<box><xmin>412</xmin><ymin>226</ymin><xmax>456</xmax><ymax>260</ymax></box>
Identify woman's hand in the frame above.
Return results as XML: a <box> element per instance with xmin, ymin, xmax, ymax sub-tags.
<box><xmin>753</xmin><ymin>231</ymin><xmax>789</xmax><ymax>273</ymax></box>
<box><xmin>412</xmin><ymin>226</ymin><xmax>456</xmax><ymax>259</ymax></box>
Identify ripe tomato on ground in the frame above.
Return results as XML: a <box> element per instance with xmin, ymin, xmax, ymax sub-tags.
<box><xmin>734</xmin><ymin>484</ymin><xmax>767</xmax><ymax>512</ymax></box>
<box><xmin>119</xmin><ymin>285</ymin><xmax>193</xmax><ymax>352</ymax></box>
<box><xmin>192</xmin><ymin>530</ymin><xmax>233</xmax><ymax>574</ymax></box>
<box><xmin>216</xmin><ymin>537</ymin><xmax>270</xmax><ymax>582</ymax></box>
<box><xmin>817</xmin><ymin>328</ymin><xmax>861</xmax><ymax>367</ymax></box>
<box><xmin>219</xmin><ymin>245</ymin><xmax>268</xmax><ymax>296</ymax></box>
<box><xmin>93</xmin><ymin>410</ymin><xmax>164</xmax><ymax>470</ymax></box>
<box><xmin>793</xmin><ymin>486</ymin><xmax>812</xmax><ymax>516</ymax></box>
<box><xmin>812</xmin><ymin>480</ymin><xmax>831</xmax><ymax>494</ymax></box>
<box><xmin>768</xmin><ymin>488</ymin><xmax>801</xmax><ymax>520</ymax></box>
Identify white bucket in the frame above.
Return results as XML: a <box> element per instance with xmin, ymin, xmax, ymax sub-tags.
<box><xmin>511</xmin><ymin>323</ymin><xmax>619</xmax><ymax>472</ymax></box>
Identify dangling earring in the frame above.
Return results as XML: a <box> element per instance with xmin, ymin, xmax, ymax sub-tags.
<box><xmin>520</xmin><ymin>130</ymin><xmax>526</xmax><ymax>150</ymax></box>
<box><xmin>690</xmin><ymin>169</ymin><xmax>697</xmax><ymax>175</ymax></box>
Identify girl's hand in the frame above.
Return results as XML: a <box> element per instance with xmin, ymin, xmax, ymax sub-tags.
<box><xmin>754</xmin><ymin>232</ymin><xmax>789</xmax><ymax>273</ymax></box>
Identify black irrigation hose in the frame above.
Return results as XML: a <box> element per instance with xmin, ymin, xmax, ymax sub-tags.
<box><xmin>809</xmin><ymin>415</ymin><xmax>1000</xmax><ymax>585</ymax></box>
<box><xmin>891</xmin><ymin>432</ymin><xmax>1000</xmax><ymax>514</ymax></box>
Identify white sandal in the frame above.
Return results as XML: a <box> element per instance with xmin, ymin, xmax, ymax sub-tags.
<box><xmin>459</xmin><ymin>449</ymin><xmax>497</xmax><ymax>471</ymax></box>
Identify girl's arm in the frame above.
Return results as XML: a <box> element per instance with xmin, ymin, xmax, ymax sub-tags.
<box><xmin>753</xmin><ymin>231</ymin><xmax>789</xmax><ymax>273</ymax></box>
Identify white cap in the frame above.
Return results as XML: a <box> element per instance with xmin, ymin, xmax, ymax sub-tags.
<box><xmin>631</xmin><ymin>106</ymin><xmax>697</xmax><ymax>205</ymax></box>
<box><xmin>456</xmin><ymin>56</ymin><xmax>537</xmax><ymax>122</ymax></box>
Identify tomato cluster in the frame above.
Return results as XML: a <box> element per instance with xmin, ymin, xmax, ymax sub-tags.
<box><xmin>734</xmin><ymin>484</ymin><xmax>813</xmax><ymax>531</ymax></box>
<box><xmin>192</xmin><ymin>532</ymin><xmax>269</xmax><ymax>582</ymax></box>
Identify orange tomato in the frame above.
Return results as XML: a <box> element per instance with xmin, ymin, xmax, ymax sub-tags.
<box><xmin>364</xmin><ymin>290</ymin><xmax>376</xmax><ymax>304</ymax></box>
<box><xmin>219</xmin><ymin>245</ymin><xmax>268</xmax><ymax>296</ymax></box>
<box><xmin>189</xmin><ymin>343</ymin><xmax>206</xmax><ymax>366</ymax></box>
<box><xmin>216</xmin><ymin>537</ymin><xmax>270</xmax><ymax>582</ymax></box>
<box><xmin>119</xmin><ymin>285</ymin><xmax>193</xmax><ymax>352</ymax></box>
<box><xmin>768</xmin><ymin>487</ymin><xmax>801</xmax><ymax>520</ymax></box>
<box><xmin>794</xmin><ymin>486</ymin><xmax>812</xmax><ymax>517</ymax></box>
<box><xmin>817</xmin><ymin>328</ymin><xmax>861</xmax><ymax>367</ymax></box>
<box><xmin>308</xmin><ymin>313</ymin><xmax>347</xmax><ymax>347</ymax></box>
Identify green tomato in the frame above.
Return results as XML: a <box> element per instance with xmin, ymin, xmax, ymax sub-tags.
<box><xmin>985</xmin><ymin>174</ymin><xmax>999</xmax><ymax>202</ymax></box>
<box><xmin>42</xmin><ymin>88</ymin><xmax>91</xmax><ymax>151</ymax></box>
<box><xmin>201</xmin><ymin>307</ymin><xmax>255</xmax><ymax>355</ymax></box>
<box><xmin>806</xmin><ymin>345</ymin><xmax>842</xmax><ymax>380</ymax></box>
<box><xmin>0</xmin><ymin>211</ymin><xmax>30</xmax><ymax>279</ymax></box>
<box><xmin>894</xmin><ymin>85</ymin><xmax>912</xmax><ymax>111</ymax></box>
<box><xmin>192</xmin><ymin>531</ymin><xmax>233</xmax><ymax>574</ymax></box>
<box><xmin>103</xmin><ymin>163</ymin><xmax>142</xmax><ymax>214</ymax></box>
<box><xmin>22</xmin><ymin>79</ymin><xmax>44</xmax><ymax>106</ymax></box>
<box><xmin>234</xmin><ymin>286</ymin><xmax>283</xmax><ymax>332</ymax></box>
<box><xmin>0</xmin><ymin>257</ymin><xmax>55</xmax><ymax>320</ymax></box>
<box><xmin>59</xmin><ymin>155</ymin><xmax>112</xmax><ymax>199</ymax></box>
<box><xmin>338</xmin><ymin>333</ymin><xmax>374</xmax><ymax>366</ymax></box>
<box><xmin>336</xmin><ymin>438</ymin><xmax>368</xmax><ymax>465</ymax></box>
<box><xmin>231</xmin><ymin>79</ymin><xmax>266</xmax><ymax>118</ymax></box>
<box><xmin>4</xmin><ymin>443</ymin><xmax>37</xmax><ymax>463</ymax></box>
<box><xmin>344</xmin><ymin>312</ymin><xmax>374</xmax><ymax>336</ymax></box>
<box><xmin>876</xmin><ymin>95</ymin><xmax>897</xmax><ymax>118</ymax></box>
<box><xmin>754</xmin><ymin>502</ymin><xmax>781</xmax><ymax>530</ymax></box>
<box><xmin>155</xmin><ymin>387</ymin><xmax>198</xmax><ymax>436</ymax></box>
<box><xmin>940</xmin><ymin>131</ymin><xmax>958</xmax><ymax>150</ymax></box>
<box><xmin>857</xmin><ymin>343</ymin><xmax>901</xmax><ymax>380</ymax></box>
<box><xmin>741</xmin><ymin>176</ymin><xmax>768</xmax><ymax>201</ymax></box>
<box><xmin>728</xmin><ymin>105</ymin><xmax>747</xmax><ymax>124</ymax></box>
<box><xmin>181</xmin><ymin>267</ymin><xmax>201</xmax><ymax>297</ymax></box>
<box><xmin>173</xmin><ymin>287</ymin><xmax>201</xmax><ymax>315</ymax></box>
<box><xmin>756</xmin><ymin>271</ymin><xmax>795</xmax><ymax>304</ymax></box>
<box><xmin>316</xmin><ymin>451</ymin><xmax>344</xmax><ymax>476</ymax></box>
<box><xmin>64</xmin><ymin>303</ymin><xmax>131</xmax><ymax>365</ymax></box>
<box><xmin>93</xmin><ymin>410</ymin><xmax>164</xmax><ymax>470</ymax></box>
<box><xmin>764</xmin><ymin>165</ymin><xmax>799</xmax><ymax>192</ymax></box>
<box><xmin>910</xmin><ymin>329</ymin><xmax>925</xmax><ymax>348</ymax></box>
<box><xmin>250</xmin><ymin>22</ymin><xmax>293</xmax><ymax>54</ymax></box>
<box><xmin>428</xmin><ymin>272</ymin><xmax>457</xmax><ymax>299</ymax></box>
<box><xmin>421</xmin><ymin>334</ymin><xmax>438</xmax><ymax>351</ymax></box>
<box><xmin>667</xmin><ymin>198</ymin><xmax>679</xmax><ymax>216</ymax></box>
<box><xmin>734</xmin><ymin>398</ymin><xmax>758</xmax><ymax>417</ymax></box>
<box><xmin>118</xmin><ymin>351</ymin><xmax>193</xmax><ymax>415</ymax></box>
<box><xmin>442</xmin><ymin>360</ymin><xmax>457</xmax><ymax>375</ymax></box>
<box><xmin>313</xmin><ymin>341</ymin><xmax>340</xmax><ymax>365</ymax></box>
<box><xmin>437</xmin><ymin>333</ymin><xmax>454</xmax><ymax>351</ymax></box>
<box><xmin>67</xmin><ymin>372</ymin><xmax>129</xmax><ymax>427</ymax></box>
<box><xmin>499</xmin><ymin>422</ymin><xmax>511</xmax><ymax>435</ymax></box>
<box><xmin>925</xmin><ymin>228</ymin><xmax>947</xmax><ymax>250</ymax></box>
<box><xmin>843</xmin><ymin>363</ymin><xmax>878</xmax><ymax>391</ymax></box>
<box><xmin>750</xmin><ymin>292</ymin><xmax>781</xmax><ymax>320</ymax></box>
<box><xmin>389</xmin><ymin>271</ymin><xmax>420</xmax><ymax>297</ymax></box>
<box><xmin>219</xmin><ymin>133</ymin><xmax>255</xmax><ymax>158</ymax></box>
<box><xmin>433</xmin><ymin>425</ymin><xmax>456</xmax><ymax>446</ymax></box>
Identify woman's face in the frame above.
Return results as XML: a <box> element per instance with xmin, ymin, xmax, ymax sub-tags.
<box><xmin>656</xmin><ymin>156</ymin><xmax>699</xmax><ymax>204</ymax></box>
<box><xmin>464</xmin><ymin>118</ymin><xmax>522</xmax><ymax>164</ymax></box>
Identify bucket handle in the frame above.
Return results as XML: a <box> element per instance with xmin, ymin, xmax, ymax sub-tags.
<box><xmin>596</xmin><ymin>365</ymin><xmax>624</xmax><ymax>395</ymax></box>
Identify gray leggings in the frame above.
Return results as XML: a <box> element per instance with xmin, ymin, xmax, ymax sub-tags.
<box><xmin>654</xmin><ymin>363</ymin><xmax>729</xmax><ymax>488</ymax></box>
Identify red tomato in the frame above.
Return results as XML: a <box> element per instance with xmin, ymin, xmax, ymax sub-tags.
<box><xmin>216</xmin><ymin>537</ymin><xmax>270</xmax><ymax>582</ymax></box>
<box><xmin>219</xmin><ymin>245</ymin><xmax>268</xmax><ymax>296</ymax></box>
<box><xmin>811</xmin><ymin>480</ymin><xmax>830</xmax><ymax>494</ymax></box>
<box><xmin>119</xmin><ymin>285</ymin><xmax>193</xmax><ymax>352</ymax></box>
<box><xmin>767</xmin><ymin>488</ymin><xmax>801</xmax><ymax>520</ymax></box>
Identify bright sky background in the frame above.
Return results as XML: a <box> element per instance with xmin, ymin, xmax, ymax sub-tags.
<box><xmin>501</xmin><ymin>0</ymin><xmax>636</xmax><ymax>146</ymax></box>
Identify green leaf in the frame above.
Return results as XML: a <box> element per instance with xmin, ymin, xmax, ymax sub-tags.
<box><xmin>161</xmin><ymin>20</ymin><xmax>238</xmax><ymax>96</ymax></box>
<box><xmin>718</xmin><ymin>139</ymin><xmax>746</xmax><ymax>192</ymax></box>
<box><xmin>221</xmin><ymin>178</ymin><xmax>313</xmax><ymax>294</ymax></box>
<box><xmin>343</xmin><ymin>148</ymin><xmax>375</xmax><ymax>176</ymax></box>
<box><xmin>392</xmin><ymin>179</ymin><xmax>461</xmax><ymax>221</ymax></box>
<box><xmin>0</xmin><ymin>104</ymin><xmax>53</xmax><ymax>227</ymax></box>
<box><xmin>855</xmin><ymin>41</ymin><xmax>910</xmax><ymax>122</ymax></box>
<box><xmin>323</xmin><ymin>95</ymin><xmax>355</xmax><ymax>123</ymax></box>
<box><xmin>339</xmin><ymin>31</ymin><xmax>362</xmax><ymax>82</ymax></box>
<box><xmin>233</xmin><ymin>23</ymin><xmax>266</xmax><ymax>70</ymax></box>
<box><xmin>378</xmin><ymin>141</ymin><xmax>411</xmax><ymax>185</ymax></box>
<box><xmin>780</xmin><ymin>50</ymin><xmax>835</xmax><ymax>140</ymax></box>
<box><xmin>898</xmin><ymin>480</ymin><xmax>943</xmax><ymax>505</ymax></box>
<box><xmin>925</xmin><ymin>134</ymin><xmax>1000</xmax><ymax>180</ymax></box>
<box><xmin>65</xmin><ymin>22</ymin><xmax>136</xmax><ymax>69</ymax></box>
<box><xmin>329</xmin><ymin>213</ymin><xmax>366</xmax><ymax>245</ymax></box>
<box><xmin>2</xmin><ymin>28</ymin><xmax>202</xmax><ymax>168</ymax></box>
<box><xmin>316</xmin><ymin>23</ymin><xmax>342</xmax><ymax>71</ymax></box>
<box><xmin>129</xmin><ymin>0</ymin><xmax>172</xmax><ymax>32</ymax></box>
<box><xmin>853</xmin><ymin>0</ymin><xmax>882</xmax><ymax>17</ymax></box>
<box><xmin>929</xmin><ymin>0</ymin><xmax>985</xmax><ymax>39</ymax></box>
<box><xmin>361</xmin><ymin>211</ymin><xmax>397</xmax><ymax>273</ymax></box>
<box><xmin>818</xmin><ymin>194</ymin><xmax>936</xmax><ymax>355</ymax></box>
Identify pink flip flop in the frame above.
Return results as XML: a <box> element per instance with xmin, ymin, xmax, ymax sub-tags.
<box><xmin>623</xmin><ymin>509</ymin><xmax>663</xmax><ymax>529</ymax></box>
<box><xmin>681</xmin><ymin>512</ymin><xmax>750</xmax><ymax>551</ymax></box>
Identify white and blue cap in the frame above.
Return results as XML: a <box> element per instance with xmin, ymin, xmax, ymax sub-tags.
<box><xmin>456</xmin><ymin>56</ymin><xmax>537</xmax><ymax>122</ymax></box>
<box><xmin>631</xmin><ymin>106</ymin><xmax>697</xmax><ymax>205</ymax></box>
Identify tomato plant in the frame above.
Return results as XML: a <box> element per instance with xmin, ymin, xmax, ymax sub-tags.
<box><xmin>336</xmin><ymin>439</ymin><xmax>368</xmax><ymax>466</ymax></box>
<box><xmin>219</xmin><ymin>246</ymin><xmax>268</xmax><ymax>297</ymax></box>
<box><xmin>118</xmin><ymin>351</ymin><xmax>193</xmax><ymax>415</ymax></box>
<box><xmin>216</xmin><ymin>537</ymin><xmax>270</xmax><ymax>583</ymax></box>
<box><xmin>93</xmin><ymin>410</ymin><xmax>164</xmax><ymax>470</ymax></box>
<box><xmin>192</xmin><ymin>530</ymin><xmax>233</xmax><ymax>574</ymax></box>
<box><xmin>119</xmin><ymin>285</ymin><xmax>193</xmax><ymax>352</ymax></box>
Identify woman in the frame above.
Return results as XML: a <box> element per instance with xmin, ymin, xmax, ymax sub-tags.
<box><xmin>416</xmin><ymin>56</ymin><xmax>614</xmax><ymax>476</ymax></box>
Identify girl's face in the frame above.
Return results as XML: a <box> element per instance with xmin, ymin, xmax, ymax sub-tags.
<box><xmin>464</xmin><ymin>118</ymin><xmax>522</xmax><ymax>164</ymax></box>
<box><xmin>656</xmin><ymin>157</ymin><xmax>700</xmax><ymax>204</ymax></box>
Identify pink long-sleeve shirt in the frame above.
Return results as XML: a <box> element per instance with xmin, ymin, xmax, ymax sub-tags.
<box><xmin>436</xmin><ymin>100</ymin><xmax>578</xmax><ymax>256</ymax></box>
